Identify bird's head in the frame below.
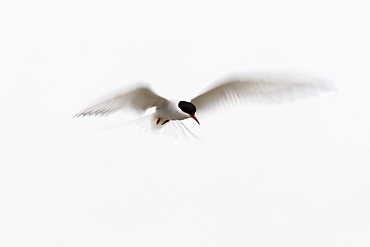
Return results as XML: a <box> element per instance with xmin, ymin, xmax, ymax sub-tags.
<box><xmin>178</xmin><ymin>101</ymin><xmax>200</xmax><ymax>125</ymax></box>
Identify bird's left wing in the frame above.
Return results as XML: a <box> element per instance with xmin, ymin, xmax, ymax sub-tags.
<box><xmin>75</xmin><ymin>86</ymin><xmax>167</xmax><ymax>117</ymax></box>
<box><xmin>191</xmin><ymin>74</ymin><xmax>335</xmax><ymax>117</ymax></box>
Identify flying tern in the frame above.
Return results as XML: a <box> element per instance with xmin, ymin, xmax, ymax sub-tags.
<box><xmin>75</xmin><ymin>73</ymin><xmax>333</xmax><ymax>132</ymax></box>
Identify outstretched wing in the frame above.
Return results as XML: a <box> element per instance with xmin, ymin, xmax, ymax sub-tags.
<box><xmin>191</xmin><ymin>73</ymin><xmax>335</xmax><ymax>116</ymax></box>
<box><xmin>75</xmin><ymin>86</ymin><xmax>167</xmax><ymax>117</ymax></box>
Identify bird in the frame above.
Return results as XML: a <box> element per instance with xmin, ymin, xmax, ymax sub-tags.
<box><xmin>75</xmin><ymin>73</ymin><xmax>334</xmax><ymax>132</ymax></box>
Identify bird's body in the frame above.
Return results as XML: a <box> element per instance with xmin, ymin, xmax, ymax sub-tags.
<box><xmin>75</xmin><ymin>73</ymin><xmax>334</xmax><ymax>135</ymax></box>
<box><xmin>155</xmin><ymin>100</ymin><xmax>190</xmax><ymax>122</ymax></box>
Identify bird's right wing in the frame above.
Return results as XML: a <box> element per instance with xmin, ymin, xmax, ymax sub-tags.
<box><xmin>191</xmin><ymin>73</ymin><xmax>335</xmax><ymax>116</ymax></box>
<box><xmin>75</xmin><ymin>86</ymin><xmax>167</xmax><ymax>117</ymax></box>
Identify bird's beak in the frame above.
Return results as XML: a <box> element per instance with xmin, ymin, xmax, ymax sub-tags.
<box><xmin>190</xmin><ymin>115</ymin><xmax>200</xmax><ymax>125</ymax></box>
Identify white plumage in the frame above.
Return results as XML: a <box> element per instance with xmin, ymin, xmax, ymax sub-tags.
<box><xmin>75</xmin><ymin>73</ymin><xmax>334</xmax><ymax>133</ymax></box>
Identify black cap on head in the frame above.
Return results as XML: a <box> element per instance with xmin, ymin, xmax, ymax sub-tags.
<box><xmin>178</xmin><ymin>101</ymin><xmax>196</xmax><ymax>115</ymax></box>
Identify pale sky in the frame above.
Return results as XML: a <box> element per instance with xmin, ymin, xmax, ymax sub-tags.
<box><xmin>1</xmin><ymin>0</ymin><xmax>369</xmax><ymax>246</ymax></box>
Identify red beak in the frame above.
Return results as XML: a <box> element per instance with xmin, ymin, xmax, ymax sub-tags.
<box><xmin>190</xmin><ymin>115</ymin><xmax>200</xmax><ymax>125</ymax></box>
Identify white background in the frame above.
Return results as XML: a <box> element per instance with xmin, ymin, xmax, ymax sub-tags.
<box><xmin>1</xmin><ymin>0</ymin><xmax>369</xmax><ymax>246</ymax></box>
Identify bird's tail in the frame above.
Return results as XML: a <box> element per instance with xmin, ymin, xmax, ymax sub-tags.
<box><xmin>101</xmin><ymin>113</ymin><xmax>201</xmax><ymax>140</ymax></box>
<box><xmin>149</xmin><ymin>114</ymin><xmax>201</xmax><ymax>140</ymax></box>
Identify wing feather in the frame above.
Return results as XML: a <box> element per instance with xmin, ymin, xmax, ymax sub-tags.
<box><xmin>75</xmin><ymin>86</ymin><xmax>167</xmax><ymax>117</ymax></box>
<box><xmin>191</xmin><ymin>74</ymin><xmax>335</xmax><ymax>116</ymax></box>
